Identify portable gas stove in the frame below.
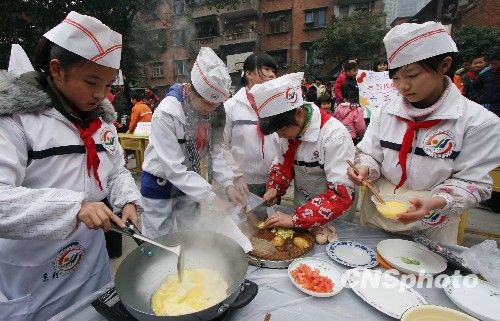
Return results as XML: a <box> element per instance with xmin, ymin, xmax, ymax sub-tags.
<box><xmin>92</xmin><ymin>279</ymin><xmax>258</xmax><ymax>321</ymax></box>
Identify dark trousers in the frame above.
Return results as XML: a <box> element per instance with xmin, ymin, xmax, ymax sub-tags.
<box><xmin>102</xmin><ymin>198</ymin><xmax>123</xmax><ymax>259</ymax></box>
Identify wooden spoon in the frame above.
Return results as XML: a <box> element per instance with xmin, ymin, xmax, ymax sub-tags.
<box><xmin>346</xmin><ymin>160</ymin><xmax>386</xmax><ymax>204</ymax></box>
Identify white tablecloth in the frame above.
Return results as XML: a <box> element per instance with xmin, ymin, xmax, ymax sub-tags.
<box><xmin>50</xmin><ymin>221</ymin><xmax>464</xmax><ymax>321</ymax></box>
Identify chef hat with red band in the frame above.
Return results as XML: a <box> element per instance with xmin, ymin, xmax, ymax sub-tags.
<box><xmin>43</xmin><ymin>11</ymin><xmax>122</xmax><ymax>69</ymax></box>
<box><xmin>191</xmin><ymin>47</ymin><xmax>231</xmax><ymax>104</ymax></box>
<box><xmin>384</xmin><ymin>21</ymin><xmax>457</xmax><ymax>70</ymax></box>
<box><xmin>249</xmin><ymin>72</ymin><xmax>304</xmax><ymax>118</ymax></box>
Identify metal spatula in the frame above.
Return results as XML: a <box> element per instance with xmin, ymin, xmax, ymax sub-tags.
<box><xmin>110</xmin><ymin>220</ymin><xmax>185</xmax><ymax>281</ymax></box>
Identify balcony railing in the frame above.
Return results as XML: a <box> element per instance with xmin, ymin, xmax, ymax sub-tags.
<box><xmin>191</xmin><ymin>35</ymin><xmax>224</xmax><ymax>49</ymax></box>
<box><xmin>223</xmin><ymin>31</ymin><xmax>258</xmax><ymax>44</ymax></box>
<box><xmin>191</xmin><ymin>0</ymin><xmax>259</xmax><ymax>19</ymax></box>
<box><xmin>191</xmin><ymin>30</ymin><xmax>258</xmax><ymax>49</ymax></box>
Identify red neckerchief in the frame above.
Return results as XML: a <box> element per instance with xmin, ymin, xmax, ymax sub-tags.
<box><xmin>195</xmin><ymin>121</ymin><xmax>208</xmax><ymax>152</ymax></box>
<box><xmin>465</xmin><ymin>70</ymin><xmax>478</xmax><ymax>81</ymax></box>
<box><xmin>245</xmin><ymin>88</ymin><xmax>265</xmax><ymax>158</ymax></box>
<box><xmin>74</xmin><ymin>118</ymin><xmax>103</xmax><ymax>190</ymax></box>
<box><xmin>395</xmin><ymin>117</ymin><xmax>440</xmax><ymax>190</ymax></box>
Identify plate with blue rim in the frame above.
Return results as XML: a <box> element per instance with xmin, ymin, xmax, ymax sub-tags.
<box><xmin>326</xmin><ymin>240</ymin><xmax>378</xmax><ymax>268</ymax></box>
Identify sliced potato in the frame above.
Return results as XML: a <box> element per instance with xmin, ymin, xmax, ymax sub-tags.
<box><xmin>293</xmin><ymin>237</ymin><xmax>310</xmax><ymax>249</ymax></box>
<box><xmin>256</xmin><ymin>221</ymin><xmax>266</xmax><ymax>229</ymax></box>
<box><xmin>271</xmin><ymin>236</ymin><xmax>285</xmax><ymax>247</ymax></box>
<box><xmin>275</xmin><ymin>228</ymin><xmax>294</xmax><ymax>240</ymax></box>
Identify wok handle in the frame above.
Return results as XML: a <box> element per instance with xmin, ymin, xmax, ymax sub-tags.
<box><xmin>229</xmin><ymin>280</ymin><xmax>258</xmax><ymax>310</ymax></box>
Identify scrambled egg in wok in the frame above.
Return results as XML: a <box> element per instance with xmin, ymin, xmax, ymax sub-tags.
<box><xmin>151</xmin><ymin>268</ymin><xmax>228</xmax><ymax>316</ymax></box>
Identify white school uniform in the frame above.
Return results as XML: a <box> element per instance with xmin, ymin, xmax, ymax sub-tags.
<box><xmin>356</xmin><ymin>82</ymin><xmax>500</xmax><ymax>243</ymax></box>
<box><xmin>223</xmin><ymin>87</ymin><xmax>282</xmax><ymax>186</ymax></box>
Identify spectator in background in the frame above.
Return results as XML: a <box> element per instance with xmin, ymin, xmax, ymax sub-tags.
<box><xmin>305</xmin><ymin>85</ymin><xmax>318</xmax><ymax>105</ymax></box>
<box><xmin>313</xmin><ymin>77</ymin><xmax>326</xmax><ymax>96</ymax></box>
<box><xmin>453</xmin><ymin>61</ymin><xmax>470</xmax><ymax>94</ymax></box>
<box><xmin>316</xmin><ymin>94</ymin><xmax>333</xmax><ymax>114</ymax></box>
<box><xmin>462</xmin><ymin>54</ymin><xmax>487</xmax><ymax>99</ymax></box>
<box><xmin>128</xmin><ymin>91</ymin><xmax>152</xmax><ymax>134</ymax></box>
<box><xmin>342</xmin><ymin>62</ymin><xmax>359</xmax><ymax>104</ymax></box>
<box><xmin>372</xmin><ymin>60</ymin><xmax>388</xmax><ymax>72</ymax></box>
<box><xmin>301</xmin><ymin>84</ymin><xmax>308</xmax><ymax>99</ymax></box>
<box><xmin>470</xmin><ymin>48</ymin><xmax>500</xmax><ymax>117</ymax></box>
<box><xmin>145</xmin><ymin>85</ymin><xmax>160</xmax><ymax>111</ymax></box>
<box><xmin>113</xmin><ymin>82</ymin><xmax>133</xmax><ymax>132</ymax></box>
<box><xmin>334</xmin><ymin>58</ymin><xmax>358</xmax><ymax>104</ymax></box>
<box><xmin>335</xmin><ymin>77</ymin><xmax>365</xmax><ymax>145</ymax></box>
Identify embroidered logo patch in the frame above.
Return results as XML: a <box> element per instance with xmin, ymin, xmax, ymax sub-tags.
<box><xmin>423</xmin><ymin>130</ymin><xmax>455</xmax><ymax>158</ymax></box>
<box><xmin>100</xmin><ymin>127</ymin><xmax>116</xmax><ymax>155</ymax></box>
<box><xmin>54</xmin><ymin>242</ymin><xmax>85</xmax><ymax>276</ymax></box>
<box><xmin>422</xmin><ymin>212</ymin><xmax>449</xmax><ymax>228</ymax></box>
<box><xmin>285</xmin><ymin>87</ymin><xmax>298</xmax><ymax>104</ymax></box>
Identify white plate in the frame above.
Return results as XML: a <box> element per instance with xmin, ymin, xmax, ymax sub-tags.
<box><xmin>401</xmin><ymin>304</ymin><xmax>479</xmax><ymax>321</ymax></box>
<box><xmin>326</xmin><ymin>240</ymin><xmax>378</xmax><ymax>268</ymax></box>
<box><xmin>444</xmin><ymin>275</ymin><xmax>500</xmax><ymax>321</ymax></box>
<box><xmin>288</xmin><ymin>257</ymin><xmax>344</xmax><ymax>298</ymax></box>
<box><xmin>346</xmin><ymin>268</ymin><xmax>427</xmax><ymax>319</ymax></box>
<box><xmin>377</xmin><ymin>239</ymin><xmax>447</xmax><ymax>275</ymax></box>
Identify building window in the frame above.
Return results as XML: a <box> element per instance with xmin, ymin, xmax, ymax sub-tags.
<box><xmin>195</xmin><ymin>20</ymin><xmax>218</xmax><ymax>38</ymax></box>
<box><xmin>304</xmin><ymin>47</ymin><xmax>323</xmax><ymax>65</ymax></box>
<box><xmin>174</xmin><ymin>60</ymin><xmax>188</xmax><ymax>76</ymax></box>
<box><xmin>339</xmin><ymin>5</ymin><xmax>350</xmax><ymax>18</ymax></box>
<box><xmin>173</xmin><ymin>0</ymin><xmax>184</xmax><ymax>15</ymax></box>
<box><xmin>172</xmin><ymin>30</ymin><xmax>186</xmax><ymax>46</ymax></box>
<box><xmin>268</xmin><ymin>12</ymin><xmax>289</xmax><ymax>34</ymax></box>
<box><xmin>151</xmin><ymin>62</ymin><xmax>164</xmax><ymax>78</ymax></box>
<box><xmin>267</xmin><ymin>49</ymin><xmax>288</xmax><ymax>68</ymax></box>
<box><xmin>355</xmin><ymin>3</ymin><xmax>370</xmax><ymax>13</ymax></box>
<box><xmin>304</xmin><ymin>8</ymin><xmax>327</xmax><ymax>29</ymax></box>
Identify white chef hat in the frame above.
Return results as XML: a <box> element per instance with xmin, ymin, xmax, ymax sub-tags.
<box><xmin>249</xmin><ymin>72</ymin><xmax>304</xmax><ymax>119</ymax></box>
<box><xmin>191</xmin><ymin>47</ymin><xmax>231</xmax><ymax>103</ymax></box>
<box><xmin>8</xmin><ymin>44</ymin><xmax>34</xmax><ymax>77</ymax></box>
<box><xmin>113</xmin><ymin>69</ymin><xmax>124</xmax><ymax>85</ymax></box>
<box><xmin>43</xmin><ymin>11</ymin><xmax>122</xmax><ymax>69</ymax></box>
<box><xmin>384</xmin><ymin>21</ymin><xmax>458</xmax><ymax>70</ymax></box>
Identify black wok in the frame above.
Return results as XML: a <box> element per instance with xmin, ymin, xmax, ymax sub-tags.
<box><xmin>114</xmin><ymin>231</ymin><xmax>250</xmax><ymax>321</ymax></box>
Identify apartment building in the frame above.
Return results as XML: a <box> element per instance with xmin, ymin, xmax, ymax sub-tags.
<box><xmin>139</xmin><ymin>0</ymin><xmax>385</xmax><ymax>89</ymax></box>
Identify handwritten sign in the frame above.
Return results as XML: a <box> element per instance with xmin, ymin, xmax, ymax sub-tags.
<box><xmin>356</xmin><ymin>70</ymin><xmax>399</xmax><ymax>118</ymax></box>
<box><xmin>134</xmin><ymin>122</ymin><xmax>151</xmax><ymax>136</ymax></box>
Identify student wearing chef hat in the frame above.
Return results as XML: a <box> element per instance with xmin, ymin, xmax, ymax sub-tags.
<box><xmin>251</xmin><ymin>72</ymin><xmax>356</xmax><ymax>230</ymax></box>
<box><xmin>347</xmin><ymin>22</ymin><xmax>500</xmax><ymax>244</ymax></box>
<box><xmin>7</xmin><ymin>44</ymin><xmax>34</xmax><ymax>77</ymax></box>
<box><xmin>0</xmin><ymin>11</ymin><xmax>142</xmax><ymax>320</ymax></box>
<box><xmin>140</xmin><ymin>47</ymin><xmax>244</xmax><ymax>239</ymax></box>
<box><xmin>223</xmin><ymin>53</ymin><xmax>283</xmax><ymax>200</ymax></box>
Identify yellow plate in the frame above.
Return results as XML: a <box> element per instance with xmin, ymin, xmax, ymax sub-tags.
<box><xmin>401</xmin><ymin>305</ymin><xmax>479</xmax><ymax>321</ymax></box>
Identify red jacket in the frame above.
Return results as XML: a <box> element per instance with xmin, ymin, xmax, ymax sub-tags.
<box><xmin>334</xmin><ymin>72</ymin><xmax>347</xmax><ymax>104</ymax></box>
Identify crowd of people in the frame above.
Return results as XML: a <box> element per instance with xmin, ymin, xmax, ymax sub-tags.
<box><xmin>0</xmin><ymin>10</ymin><xmax>499</xmax><ymax>320</ymax></box>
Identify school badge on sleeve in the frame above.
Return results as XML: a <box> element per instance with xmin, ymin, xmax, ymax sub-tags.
<box><xmin>423</xmin><ymin>130</ymin><xmax>455</xmax><ymax>158</ymax></box>
<box><xmin>100</xmin><ymin>127</ymin><xmax>116</xmax><ymax>155</ymax></box>
<box><xmin>421</xmin><ymin>211</ymin><xmax>449</xmax><ymax>228</ymax></box>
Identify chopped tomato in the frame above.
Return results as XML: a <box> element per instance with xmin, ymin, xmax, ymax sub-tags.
<box><xmin>290</xmin><ymin>264</ymin><xmax>334</xmax><ymax>293</ymax></box>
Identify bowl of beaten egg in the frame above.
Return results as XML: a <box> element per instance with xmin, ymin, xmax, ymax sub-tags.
<box><xmin>371</xmin><ymin>194</ymin><xmax>411</xmax><ymax>220</ymax></box>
